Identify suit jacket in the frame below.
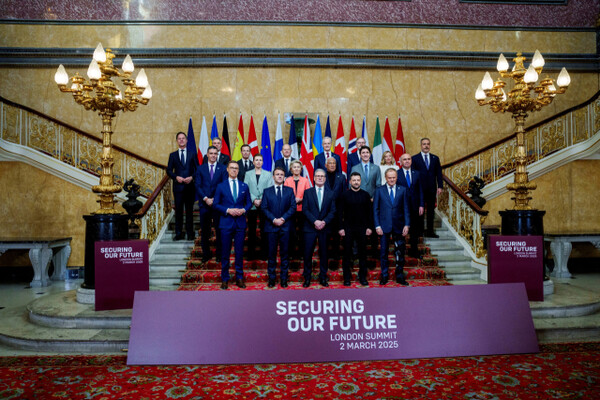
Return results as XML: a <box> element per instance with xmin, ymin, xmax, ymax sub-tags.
<box><xmin>314</xmin><ymin>152</ymin><xmax>342</xmax><ymax>175</ymax></box>
<box><xmin>167</xmin><ymin>149</ymin><xmax>198</xmax><ymax>193</ymax></box>
<box><xmin>302</xmin><ymin>186</ymin><xmax>337</xmax><ymax>233</ymax></box>
<box><xmin>396</xmin><ymin>168</ymin><xmax>424</xmax><ymax>212</ymax></box>
<box><xmin>213</xmin><ymin>179</ymin><xmax>252</xmax><ymax>230</ymax></box>
<box><xmin>203</xmin><ymin>153</ymin><xmax>230</xmax><ymax>166</ymax></box>
<box><xmin>284</xmin><ymin>176</ymin><xmax>311</xmax><ymax>211</ymax></box>
<box><xmin>373</xmin><ymin>184</ymin><xmax>410</xmax><ymax>234</ymax></box>
<box><xmin>244</xmin><ymin>170</ymin><xmax>274</xmax><ymax>210</ymax></box>
<box><xmin>411</xmin><ymin>152</ymin><xmax>443</xmax><ymax>194</ymax></box>
<box><xmin>237</xmin><ymin>158</ymin><xmax>254</xmax><ymax>183</ymax></box>
<box><xmin>194</xmin><ymin>162</ymin><xmax>227</xmax><ymax>207</ymax></box>
<box><xmin>351</xmin><ymin>162</ymin><xmax>381</xmax><ymax>198</ymax></box>
<box><xmin>261</xmin><ymin>185</ymin><xmax>297</xmax><ymax>233</ymax></box>
<box><xmin>347</xmin><ymin>152</ymin><xmax>372</xmax><ymax>174</ymax></box>
<box><xmin>274</xmin><ymin>157</ymin><xmax>296</xmax><ymax>177</ymax></box>
<box><xmin>325</xmin><ymin>171</ymin><xmax>347</xmax><ymax>200</ymax></box>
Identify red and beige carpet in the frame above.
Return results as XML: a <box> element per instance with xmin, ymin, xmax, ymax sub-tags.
<box><xmin>0</xmin><ymin>342</ymin><xmax>598</xmax><ymax>399</ymax></box>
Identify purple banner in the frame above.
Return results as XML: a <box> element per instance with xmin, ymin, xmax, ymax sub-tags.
<box><xmin>488</xmin><ymin>235</ymin><xmax>544</xmax><ymax>301</ymax></box>
<box><xmin>95</xmin><ymin>240</ymin><xmax>149</xmax><ymax>311</ymax></box>
<box><xmin>127</xmin><ymin>284</ymin><xmax>538</xmax><ymax>365</ymax></box>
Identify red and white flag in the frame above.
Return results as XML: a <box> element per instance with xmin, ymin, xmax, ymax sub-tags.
<box><xmin>348</xmin><ymin>116</ymin><xmax>358</xmax><ymax>155</ymax></box>
<box><xmin>394</xmin><ymin>115</ymin><xmax>406</xmax><ymax>166</ymax></box>
<box><xmin>300</xmin><ymin>115</ymin><xmax>314</xmax><ymax>185</ymax></box>
<box><xmin>198</xmin><ymin>116</ymin><xmax>209</xmax><ymax>164</ymax></box>
<box><xmin>334</xmin><ymin>115</ymin><xmax>347</xmax><ymax>175</ymax></box>
<box><xmin>247</xmin><ymin>115</ymin><xmax>259</xmax><ymax>157</ymax></box>
<box><xmin>382</xmin><ymin>116</ymin><xmax>394</xmax><ymax>157</ymax></box>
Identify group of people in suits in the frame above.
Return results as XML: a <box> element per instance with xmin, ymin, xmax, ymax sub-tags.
<box><xmin>167</xmin><ymin>131</ymin><xmax>443</xmax><ymax>290</ymax></box>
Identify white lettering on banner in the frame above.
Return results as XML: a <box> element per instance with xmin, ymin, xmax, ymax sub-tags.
<box><xmin>276</xmin><ymin>298</ymin><xmax>398</xmax><ymax>351</ymax></box>
<box><xmin>494</xmin><ymin>240</ymin><xmax>538</xmax><ymax>258</ymax></box>
<box><xmin>100</xmin><ymin>246</ymin><xmax>144</xmax><ymax>262</ymax></box>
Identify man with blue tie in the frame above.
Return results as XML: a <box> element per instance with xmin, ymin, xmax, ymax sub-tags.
<box><xmin>373</xmin><ymin>168</ymin><xmax>411</xmax><ymax>286</ymax></box>
<box><xmin>397</xmin><ymin>153</ymin><xmax>425</xmax><ymax>259</ymax></box>
<box><xmin>167</xmin><ymin>132</ymin><xmax>198</xmax><ymax>241</ymax></box>
<box><xmin>261</xmin><ymin>167</ymin><xmax>297</xmax><ymax>288</ymax></box>
<box><xmin>195</xmin><ymin>146</ymin><xmax>227</xmax><ymax>263</ymax></box>
<box><xmin>302</xmin><ymin>169</ymin><xmax>337</xmax><ymax>288</ymax></box>
<box><xmin>411</xmin><ymin>138</ymin><xmax>443</xmax><ymax>238</ymax></box>
<box><xmin>214</xmin><ymin>161</ymin><xmax>252</xmax><ymax>289</ymax></box>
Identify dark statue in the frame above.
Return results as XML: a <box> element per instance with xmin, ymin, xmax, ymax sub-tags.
<box><xmin>122</xmin><ymin>179</ymin><xmax>143</xmax><ymax>237</ymax></box>
<box><xmin>467</xmin><ymin>176</ymin><xmax>486</xmax><ymax>208</ymax></box>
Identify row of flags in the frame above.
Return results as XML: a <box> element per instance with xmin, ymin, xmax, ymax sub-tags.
<box><xmin>185</xmin><ymin>114</ymin><xmax>407</xmax><ymax>184</ymax></box>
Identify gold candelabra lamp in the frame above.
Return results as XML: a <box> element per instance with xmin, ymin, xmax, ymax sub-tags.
<box><xmin>475</xmin><ymin>50</ymin><xmax>570</xmax><ymax>210</ymax></box>
<box><xmin>54</xmin><ymin>43</ymin><xmax>152</xmax><ymax>214</ymax></box>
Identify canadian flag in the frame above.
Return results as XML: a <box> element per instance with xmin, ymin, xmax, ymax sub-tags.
<box><xmin>334</xmin><ymin>115</ymin><xmax>347</xmax><ymax>175</ymax></box>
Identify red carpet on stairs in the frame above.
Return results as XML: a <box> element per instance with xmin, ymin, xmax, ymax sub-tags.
<box><xmin>1</xmin><ymin>342</ymin><xmax>598</xmax><ymax>399</ymax></box>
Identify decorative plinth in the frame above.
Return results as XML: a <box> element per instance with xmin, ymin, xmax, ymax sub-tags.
<box><xmin>76</xmin><ymin>287</ymin><xmax>95</xmax><ymax>304</ymax></box>
<box><xmin>500</xmin><ymin>209</ymin><xmax>545</xmax><ymax>236</ymax></box>
<box><xmin>544</xmin><ymin>279</ymin><xmax>554</xmax><ymax>297</ymax></box>
<box><xmin>82</xmin><ymin>214</ymin><xmax>129</xmax><ymax>290</ymax></box>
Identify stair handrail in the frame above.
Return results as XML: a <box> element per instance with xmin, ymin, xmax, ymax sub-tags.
<box><xmin>0</xmin><ymin>95</ymin><xmax>166</xmax><ymax>197</ymax></box>
<box><xmin>443</xmin><ymin>90</ymin><xmax>600</xmax><ymax>192</ymax></box>
<box><xmin>1</xmin><ymin>95</ymin><xmax>173</xmax><ymax>248</ymax></box>
<box><xmin>437</xmin><ymin>175</ymin><xmax>488</xmax><ymax>260</ymax></box>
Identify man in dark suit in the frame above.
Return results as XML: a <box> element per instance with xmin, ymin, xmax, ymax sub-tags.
<box><xmin>324</xmin><ymin>156</ymin><xmax>346</xmax><ymax>263</ymax></box>
<box><xmin>202</xmin><ymin>137</ymin><xmax>230</xmax><ymax>165</ymax></box>
<box><xmin>314</xmin><ymin>137</ymin><xmax>342</xmax><ymax>176</ymax></box>
<box><xmin>274</xmin><ymin>144</ymin><xmax>296</xmax><ymax>177</ymax></box>
<box><xmin>373</xmin><ymin>168</ymin><xmax>411</xmax><ymax>286</ymax></box>
<box><xmin>195</xmin><ymin>146</ymin><xmax>227</xmax><ymax>262</ymax></box>
<box><xmin>347</xmin><ymin>136</ymin><xmax>372</xmax><ymax>174</ymax></box>
<box><xmin>302</xmin><ymin>169</ymin><xmax>337</xmax><ymax>288</ymax></box>
<box><xmin>236</xmin><ymin>144</ymin><xmax>254</xmax><ymax>183</ymax></box>
<box><xmin>166</xmin><ymin>132</ymin><xmax>198</xmax><ymax>241</ymax></box>
<box><xmin>261</xmin><ymin>167</ymin><xmax>297</xmax><ymax>288</ymax></box>
<box><xmin>397</xmin><ymin>153</ymin><xmax>425</xmax><ymax>259</ymax></box>
<box><xmin>411</xmin><ymin>138</ymin><xmax>443</xmax><ymax>238</ymax></box>
<box><xmin>338</xmin><ymin>172</ymin><xmax>373</xmax><ymax>286</ymax></box>
<box><xmin>214</xmin><ymin>161</ymin><xmax>252</xmax><ymax>289</ymax></box>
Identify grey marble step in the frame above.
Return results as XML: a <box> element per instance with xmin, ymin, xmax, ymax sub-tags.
<box><xmin>151</xmin><ymin>254</ymin><xmax>190</xmax><ymax>264</ymax></box>
<box><xmin>149</xmin><ymin>277</ymin><xmax>181</xmax><ymax>287</ymax></box>
<box><xmin>442</xmin><ymin>266</ymin><xmax>482</xmax><ymax>281</ymax></box>
<box><xmin>155</xmin><ymin>242</ymin><xmax>195</xmax><ymax>253</ymax></box>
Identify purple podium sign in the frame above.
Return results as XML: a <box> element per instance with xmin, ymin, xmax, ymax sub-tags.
<box><xmin>488</xmin><ymin>235</ymin><xmax>544</xmax><ymax>301</ymax></box>
<box><xmin>95</xmin><ymin>240</ymin><xmax>149</xmax><ymax>311</ymax></box>
<box><xmin>127</xmin><ymin>284</ymin><xmax>538</xmax><ymax>365</ymax></box>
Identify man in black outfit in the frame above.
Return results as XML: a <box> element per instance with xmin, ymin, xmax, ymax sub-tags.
<box><xmin>338</xmin><ymin>172</ymin><xmax>373</xmax><ymax>286</ymax></box>
<box><xmin>411</xmin><ymin>138</ymin><xmax>443</xmax><ymax>238</ymax></box>
<box><xmin>166</xmin><ymin>131</ymin><xmax>198</xmax><ymax>240</ymax></box>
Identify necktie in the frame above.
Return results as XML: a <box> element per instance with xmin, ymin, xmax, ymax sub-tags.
<box><xmin>425</xmin><ymin>154</ymin><xmax>430</xmax><ymax>169</ymax></box>
<box><xmin>285</xmin><ymin>158</ymin><xmax>289</xmax><ymax>171</ymax></box>
<box><xmin>232</xmin><ymin>180</ymin><xmax>237</xmax><ymax>202</ymax></box>
<box><xmin>326</xmin><ymin>152</ymin><xmax>330</xmax><ymax>159</ymax></box>
<box><xmin>364</xmin><ymin>163</ymin><xmax>368</xmax><ymax>178</ymax></box>
<box><xmin>406</xmin><ymin>170</ymin><xmax>411</xmax><ymax>187</ymax></box>
<box><xmin>317</xmin><ymin>188</ymin><xmax>323</xmax><ymax>211</ymax></box>
<box><xmin>210</xmin><ymin>164</ymin><xmax>214</xmax><ymax>180</ymax></box>
<box><xmin>180</xmin><ymin>149</ymin><xmax>185</xmax><ymax>165</ymax></box>
<box><xmin>245</xmin><ymin>160</ymin><xmax>248</xmax><ymax>170</ymax></box>
<box><xmin>389</xmin><ymin>186</ymin><xmax>395</xmax><ymax>203</ymax></box>
<box><xmin>277</xmin><ymin>186</ymin><xmax>282</xmax><ymax>202</ymax></box>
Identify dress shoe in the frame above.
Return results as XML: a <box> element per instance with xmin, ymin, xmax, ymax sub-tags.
<box><xmin>396</xmin><ymin>276</ymin><xmax>409</xmax><ymax>286</ymax></box>
<box><xmin>302</xmin><ymin>279</ymin><xmax>311</xmax><ymax>288</ymax></box>
<box><xmin>359</xmin><ymin>279</ymin><xmax>369</xmax><ymax>287</ymax></box>
<box><xmin>267</xmin><ymin>279</ymin><xmax>276</xmax><ymax>288</ymax></box>
<box><xmin>379</xmin><ymin>277</ymin><xmax>389</xmax><ymax>286</ymax></box>
<box><xmin>201</xmin><ymin>256</ymin><xmax>211</xmax><ymax>264</ymax></box>
<box><xmin>319</xmin><ymin>279</ymin><xmax>329</xmax><ymax>287</ymax></box>
<box><xmin>343</xmin><ymin>280</ymin><xmax>351</xmax><ymax>287</ymax></box>
<box><xmin>174</xmin><ymin>234</ymin><xmax>184</xmax><ymax>241</ymax></box>
<box><xmin>425</xmin><ymin>232</ymin><xmax>439</xmax><ymax>238</ymax></box>
<box><xmin>280</xmin><ymin>280</ymin><xmax>288</xmax><ymax>288</ymax></box>
<box><xmin>235</xmin><ymin>279</ymin><xmax>246</xmax><ymax>289</ymax></box>
<box><xmin>220</xmin><ymin>281</ymin><xmax>228</xmax><ymax>290</ymax></box>
<box><xmin>187</xmin><ymin>233</ymin><xmax>196</xmax><ymax>241</ymax></box>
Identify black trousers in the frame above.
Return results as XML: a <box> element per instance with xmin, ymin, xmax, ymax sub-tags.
<box><xmin>247</xmin><ymin>209</ymin><xmax>267</xmax><ymax>260</ymax></box>
<box><xmin>379</xmin><ymin>232</ymin><xmax>406</xmax><ymax>280</ymax></box>
<box><xmin>423</xmin><ymin>191</ymin><xmax>437</xmax><ymax>235</ymax></box>
<box><xmin>303</xmin><ymin>230</ymin><xmax>328</xmax><ymax>282</ymax></box>
<box><xmin>408</xmin><ymin>208</ymin><xmax>423</xmax><ymax>256</ymax></box>
<box><xmin>342</xmin><ymin>228</ymin><xmax>369</xmax><ymax>282</ymax></box>
<box><xmin>174</xmin><ymin>185</ymin><xmax>195</xmax><ymax>237</ymax></box>
<box><xmin>200</xmin><ymin>206</ymin><xmax>221</xmax><ymax>261</ymax></box>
